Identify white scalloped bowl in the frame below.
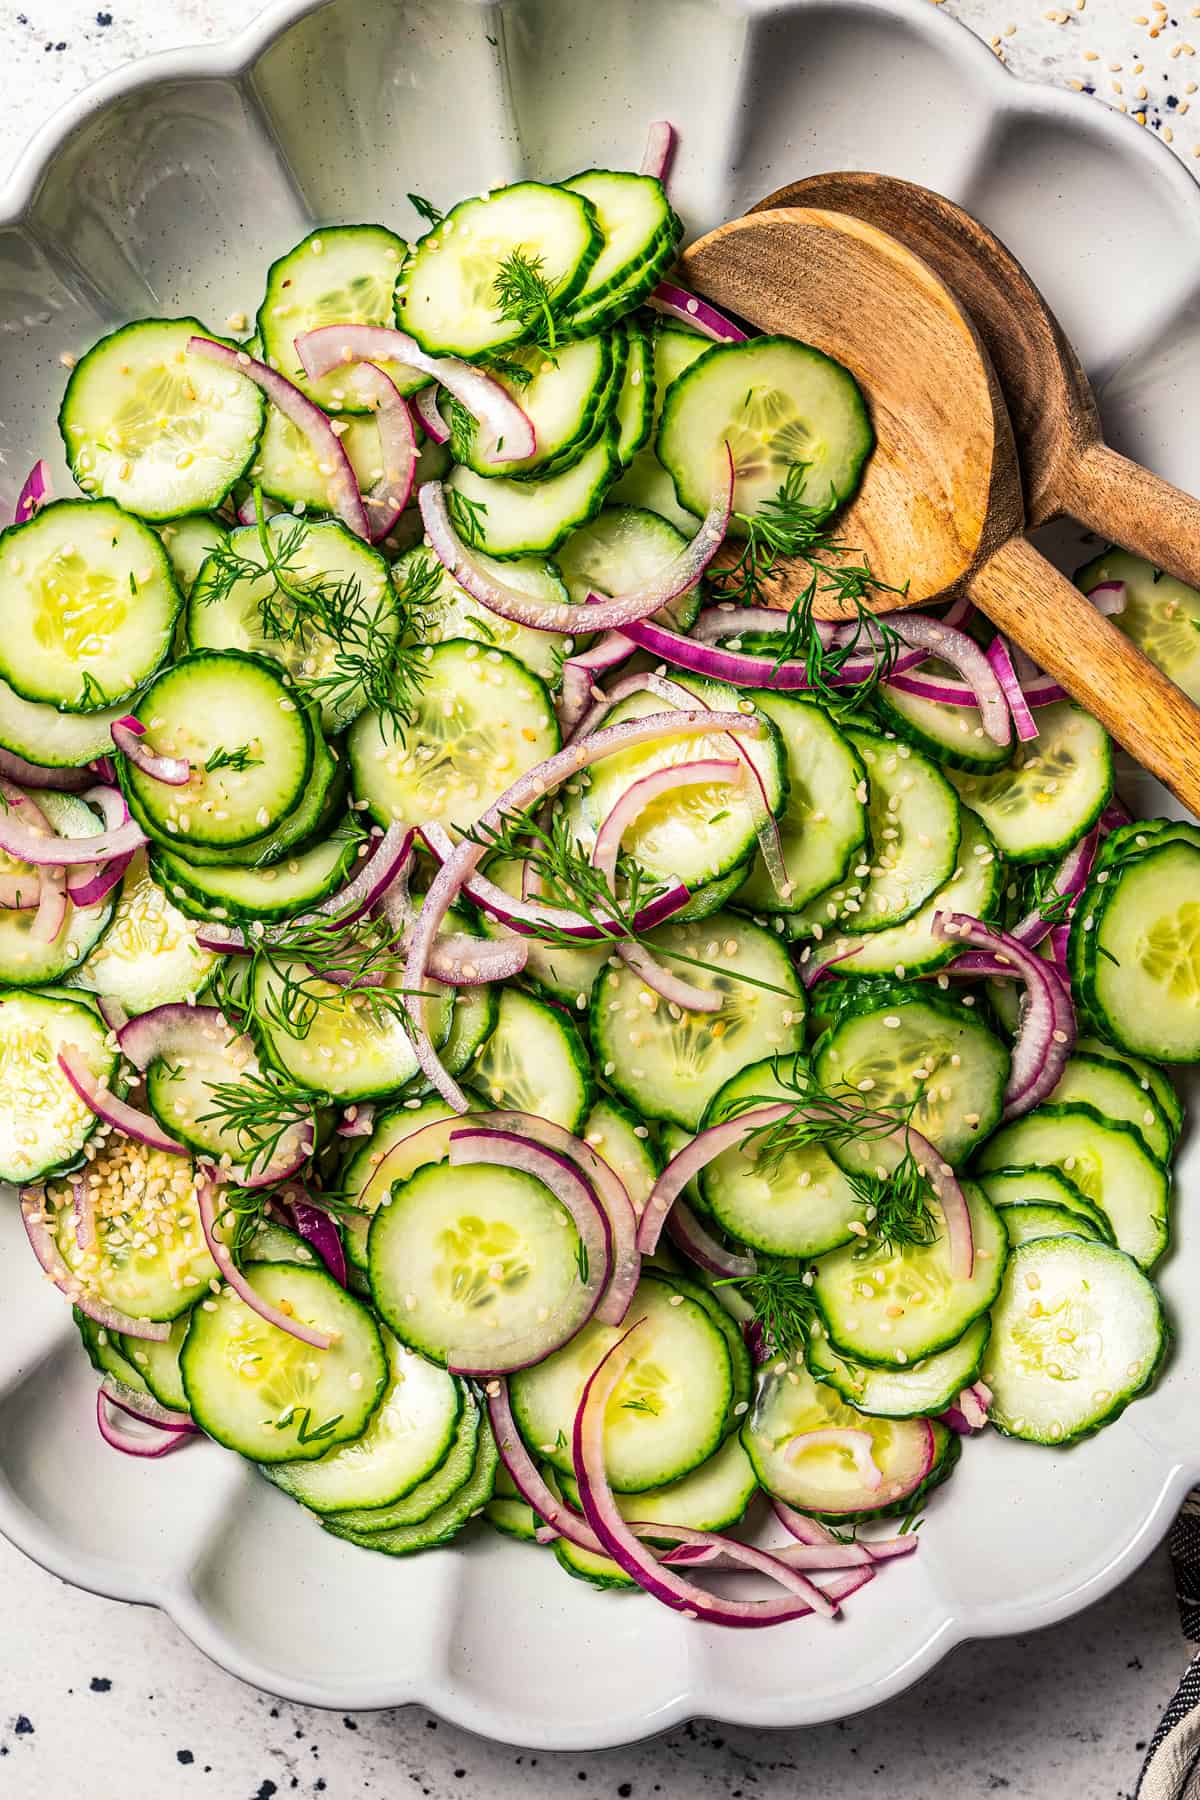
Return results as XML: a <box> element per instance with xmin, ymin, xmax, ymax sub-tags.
<box><xmin>2</xmin><ymin>0</ymin><xmax>1199</xmax><ymax>1749</ymax></box>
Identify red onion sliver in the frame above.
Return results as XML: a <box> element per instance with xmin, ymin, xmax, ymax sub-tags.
<box><xmin>786</xmin><ymin>1427</ymin><xmax>884</xmax><ymax>1490</ymax></box>
<box><xmin>347</xmin><ymin>361</ymin><xmax>418</xmax><ymax>542</ymax></box>
<box><xmin>295</xmin><ymin>324</ymin><xmax>535</xmax><ymax>466</ymax></box>
<box><xmin>57</xmin><ymin>1047</ymin><xmax>188</xmax><ymax>1156</ymax></box>
<box><xmin>30</xmin><ymin>867</ymin><xmax>67</xmax><ymax>943</ymax></box>
<box><xmin>691</xmin><ymin>605</ymin><xmax>839</xmax><ymax>649</ymax></box>
<box><xmin>96</xmin><ymin>1388</ymin><xmax>193</xmax><ymax>1458</ymax></box>
<box><xmin>1009</xmin><ymin>827</ymin><xmax>1099</xmax><ymax>948</ymax></box>
<box><xmin>188</xmin><ymin>336</ymin><xmax>369</xmax><ymax>540</ymax></box>
<box><xmin>111</xmin><ymin>717</ymin><xmax>191</xmax><ymax>786</ymax></box>
<box><xmin>378</xmin><ymin>861</ymin><xmax>529</xmax><ymax>983</ymax></box>
<box><xmin>0</xmin><ymin>746</ymin><xmax>91</xmax><ymax>792</ymax></box>
<box><xmin>665</xmin><ymin>1198</ymin><xmax>756</xmax><ymax>1279</ymax></box>
<box><xmin>196</xmin><ymin>1180</ymin><xmax>334</xmax><ymax>1350</ymax></box>
<box><xmin>886</xmin><ymin>615</ymin><xmax>1011</xmax><ymax>746</ymax></box>
<box><xmin>198</xmin><ymin>823</ymin><xmax>414</xmax><ymax>954</ymax></box>
<box><xmin>646</xmin><ymin>282</ymin><xmax>748</xmax><ymax>343</ymax></box>
<box><xmin>336</xmin><ymin>1103</ymin><xmax>376</xmax><ymax>1139</ymax></box>
<box><xmin>985</xmin><ymin>635</ymin><xmax>1037</xmax><ymax>742</ymax></box>
<box><xmin>67</xmin><ymin>852</ymin><xmax>134</xmax><ymax>909</ymax></box>
<box><xmin>639</xmin><ymin>120</ymin><xmax>677</xmax><ymax>183</ymax></box>
<box><xmin>769</xmin><ymin>1499</ymin><xmax>919</xmax><ymax>1567</ymax></box>
<box><xmin>487</xmin><ymin>1380</ymin><xmax>604</xmax><ymax>1553</ymax></box>
<box><xmin>933</xmin><ymin>911</ymin><xmax>1075</xmax><ymax>1118</ymax></box>
<box><xmin>413</xmin><ymin>384</ymin><xmax>450</xmax><ymax>445</ymax></box>
<box><xmin>20</xmin><ymin>1185</ymin><xmax>170</xmax><ymax>1340</ymax></box>
<box><xmin>72</xmin><ymin>1175</ymin><xmax>95</xmax><ymax>1252</ymax></box>
<box><xmin>14</xmin><ymin>458</ymin><xmax>50</xmax><ymax>525</ymax></box>
<box><xmin>1087</xmin><ymin>579</ymin><xmax>1127</xmax><ymax>617</ymax></box>
<box><xmin>237</xmin><ymin>491</ymin><xmax>283</xmax><ymax>527</ymax></box>
<box><xmin>0</xmin><ymin>777</ymin><xmax>145</xmax><ymax>867</ymax></box>
<box><xmin>286</xmin><ymin>1197</ymin><xmax>347</xmax><ymax>1288</ymax></box>
<box><xmin>558</xmin><ymin>631</ymin><xmax>635</xmax><ymax>735</ymax></box>
<box><xmin>99</xmin><ymin>1375</ymin><xmax>194</xmax><ymax>1433</ymax></box>
<box><xmin>622</xmin><ymin>615</ymin><xmax>927</xmax><ymax>691</ymax></box>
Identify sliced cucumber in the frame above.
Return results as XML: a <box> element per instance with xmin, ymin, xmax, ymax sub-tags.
<box><xmin>840</xmin><ymin>728</ymin><xmax>961</xmax><ymax>931</ymax></box>
<box><xmin>806</xmin><ymin>1313</ymin><xmax>990</xmax><ymax>1418</ymax></box>
<box><xmin>322</xmin><ymin>1408</ymin><xmax>498</xmax><ymax>1555</ymax></box>
<box><xmin>976</xmin><ymin>1165</ymin><xmax>1114</xmax><ymax>1242</ymax></box>
<box><xmin>189</xmin><ymin>517</ymin><xmax>396</xmax><ymax>732</ymax></box>
<box><xmin>0</xmin><ymin>498</ymin><xmax>180</xmax><ymax>710</ymax></box>
<box><xmin>143</xmin><ymin>1017</ymin><xmax>275</xmax><ymax>1166</ymax></box>
<box><xmin>976</xmin><ymin>1104</ymin><xmax>1170</xmax><ymax>1269</ymax></box>
<box><xmin>658</xmin><ymin>337</ymin><xmax>873</xmax><ymax>527</ymax></box>
<box><xmin>52</xmin><ymin>1145</ymin><xmax>219</xmax><ymax>1325</ymax></box>
<box><xmin>395</xmin><ymin>545</ymin><xmax>572</xmax><ymax>688</ymax></box>
<box><xmin>811</xmin><ymin>1182</ymin><xmax>1007</xmax><ymax>1368</ymax></box>
<box><xmin>1046</xmin><ymin>1051</ymin><xmax>1172</xmax><ymax>1161</ymax></box>
<box><xmin>59</xmin><ymin>318</ymin><xmax>265</xmax><ymax>519</ymax></box>
<box><xmin>590</xmin><ymin>909</ymin><xmax>805</xmax><ymax>1130</ymax></box>
<box><xmin>395</xmin><ymin>182</ymin><xmax>601</xmax><ymax>359</ymax></box>
<box><xmin>555</xmin><ymin>503</ymin><xmax>703</xmax><ymax>632</ymax></box>
<box><xmin>609</xmin><ymin>322</ymin><xmax>711</xmax><ymax>532</ymax></box>
<box><xmin>876</xmin><ymin>671</ymin><xmax>1014</xmax><ymax>772</ymax></box>
<box><xmin>0</xmin><ymin>989</ymin><xmax>116</xmax><ymax>1182</ymax></box>
<box><xmin>120</xmin><ymin>651</ymin><xmax>312</xmax><ymax>851</ymax></box>
<box><xmin>1077</xmin><ymin>547</ymin><xmax>1200</xmax><ymax>705</ymax></box>
<box><xmin>731</xmin><ymin>693</ymin><xmax>868</xmax><ymax>913</ymax></box>
<box><xmin>476</xmin><ymin>855</ymin><xmax>607</xmax><ymax>1004</ymax></box>
<box><xmin>325</xmin><ymin>1389</ymin><xmax>482</xmax><ymax>1534</ymax></box>
<box><xmin>583</xmin><ymin>1094</ymin><xmax>661</xmax><ymax>1219</ymax></box>
<box><xmin>815</xmin><ymin>989</ymin><xmax>1009</xmax><ymax>1168</ymax></box>
<box><xmin>450</xmin><ymin>333</ymin><xmax>614</xmax><ymax>479</ymax></box>
<box><xmin>699</xmin><ymin>1055</ymin><xmax>865</xmax><ymax>1257</ymax></box>
<box><xmin>981</xmin><ymin>1235</ymin><xmax>1167</xmax><ymax>1444</ymax></box>
<box><xmin>558</xmin><ymin>1432</ymin><xmax>757</xmax><ymax>1543</ymax></box>
<box><xmin>0</xmin><ymin>791</ymin><xmax>115</xmax><ymax>986</ymax></box>
<box><xmin>815</xmin><ymin>808</ymin><xmax>1001</xmax><ymax>979</ymax></box>
<box><xmin>263</xmin><ymin>1336</ymin><xmax>461</xmax><ymax>1514</ymax></box>
<box><xmin>77</xmin><ymin>1311</ymin><xmax>150</xmax><ymax>1395</ymax></box>
<box><xmin>0</xmin><ymin>676</ymin><xmax>129</xmax><ymax>768</ymax></box>
<box><xmin>348</xmin><ymin>638</ymin><xmax>558</xmax><ymax>835</ymax></box>
<box><xmin>254</xmin><ymin>408</ymin><xmax>394</xmax><ymax>516</ymax></box>
<box><xmin>612</xmin><ymin>318</ymin><xmax>654</xmax><ymax>466</ymax></box>
<box><xmin>120</xmin><ymin>1314</ymin><xmax>191</xmax><ymax>1413</ymax></box>
<box><xmin>369</xmin><ymin>1156</ymin><xmax>592</xmax><ymax>1371</ymax></box>
<box><xmin>559</xmin><ymin>171</ymin><xmax>681</xmax><ymax>335</ymax></box>
<box><xmin>998</xmin><ymin>1202</ymin><xmax>1104</xmax><ymax>1247</ymax></box>
<box><xmin>1083</xmin><ymin>839</ymin><xmax>1200</xmax><ymax>1063</ymax></box>
<box><xmin>1075</xmin><ymin>1034</ymin><xmax>1182</xmax><ymax>1146</ymax></box>
<box><xmin>742</xmin><ymin>1362</ymin><xmax>943</xmax><ymax>1520</ymax></box>
<box><xmin>154</xmin><ymin>817</ymin><xmax>361</xmax><ymax>924</ymax></box>
<box><xmin>257</xmin><ymin>224</ymin><xmax>418</xmax><ymax>412</ymax></box>
<box><xmin>509</xmin><ymin>1272</ymin><xmax>733</xmax><ymax>1492</ymax></box>
<box><xmin>339</xmin><ymin>1094</ymin><xmax>483</xmax><ymax>1273</ymax></box>
<box><xmin>438</xmin><ymin>915</ymin><xmax>498</xmax><ymax>1080</ymax></box>
<box><xmin>445</xmin><ymin>431</ymin><xmax>619</xmax><ymax>558</ymax></box>
<box><xmin>484</xmin><ymin>1468</ymin><xmax>542</xmax><ymax>1545</ymax></box>
<box><xmin>71</xmin><ymin>852</ymin><xmax>221</xmax><ymax>1015</ymax></box>
<box><xmin>947</xmin><ymin>703</ymin><xmax>1112</xmax><ymax>863</ymax></box>
<box><xmin>663</xmin><ymin>1268</ymin><xmax>753</xmax><ymax>1431</ymax></box>
<box><xmin>181</xmin><ymin>1260</ymin><xmax>387</xmax><ymax>1463</ymax></box>
<box><xmin>157</xmin><ymin>514</ymin><xmax>228</xmax><ymax>598</ymax></box>
<box><xmin>470</xmin><ymin>985</ymin><xmax>593</xmax><ymax>1132</ymax></box>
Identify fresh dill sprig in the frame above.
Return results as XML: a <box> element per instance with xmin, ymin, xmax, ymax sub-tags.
<box><xmin>715</xmin><ymin>1257</ymin><xmax>818</xmax><ymax>1360</ymax></box>
<box><xmin>487</xmin><ymin>353</ymin><xmax>535</xmax><ymax>388</ymax></box>
<box><xmin>408</xmin><ymin>192</ymin><xmax>443</xmax><ymax>228</ymax></box>
<box><xmin>196</xmin><ymin>1071</ymin><xmax>323</xmax><ymax>1182</ymax></box>
<box><xmin>253</xmin><ymin>909</ymin><xmax>426</xmax><ymax>1042</ymax></box>
<box><xmin>711</xmin><ymin>461</ymin><xmax>906</xmax><ymax>714</ymax></box>
<box><xmin>445</xmin><ymin>486</ymin><xmax>489</xmax><ymax>550</ymax></box>
<box><xmin>204</xmin><ymin>743</ymin><xmax>262</xmax><ymax>774</ymax></box>
<box><xmin>392</xmin><ymin>548</ymin><xmax>447</xmax><ymax>616</ymax></box>
<box><xmin>492</xmin><ymin>247</ymin><xmax>559</xmax><ymax>351</ymax></box>
<box><xmin>78</xmin><ymin>669</ymin><xmax>108</xmax><ymax>709</ymax></box>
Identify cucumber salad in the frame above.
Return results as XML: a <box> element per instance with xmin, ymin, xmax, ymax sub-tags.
<box><xmin>6</xmin><ymin>121</ymin><xmax>1192</xmax><ymax>1631</ymax></box>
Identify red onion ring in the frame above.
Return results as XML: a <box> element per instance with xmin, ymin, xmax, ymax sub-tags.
<box><xmin>639</xmin><ymin>120</ymin><xmax>677</xmax><ymax>183</ymax></box>
<box><xmin>19</xmin><ymin>1185</ymin><xmax>171</xmax><ymax>1340</ymax></box>
<box><xmin>984</xmin><ymin>635</ymin><xmax>1036</xmax><ymax>742</ymax></box>
<box><xmin>188</xmin><ymin>336</ymin><xmax>369</xmax><ymax>540</ymax></box>
<box><xmin>295</xmin><ymin>324</ymin><xmax>535</xmax><ymax>466</ymax></box>
<box><xmin>413</xmin><ymin>385</ymin><xmax>450</xmax><ymax>445</ymax></box>
<box><xmin>96</xmin><ymin>1388</ymin><xmax>193</xmax><ymax>1458</ymax></box>
<box><xmin>197</xmin><ymin>823</ymin><xmax>413</xmax><ymax>955</ymax></box>
<box><xmin>196</xmin><ymin>1179</ymin><xmax>334</xmax><ymax>1350</ymax></box>
<box><xmin>691</xmin><ymin>604</ymin><xmax>838</xmax><ymax>649</ymax></box>
<box><xmin>111</xmin><ymin>717</ymin><xmax>191</xmax><ymax>786</ymax></box>
<box><xmin>0</xmin><ymin>778</ymin><xmax>145</xmax><ymax>867</ymax></box>
<box><xmin>14</xmin><ymin>458</ymin><xmax>50</xmax><ymax>525</ymax></box>
<box><xmin>646</xmin><ymin>282</ymin><xmax>747</xmax><ymax>343</ymax></box>
<box><xmin>621</xmin><ymin>614</ymin><xmax>927</xmax><ymax>690</ymax></box>
<box><xmin>0</xmin><ymin>746</ymin><xmax>91</xmax><ymax>792</ymax></box>
<box><xmin>558</xmin><ymin>631</ymin><xmax>635</xmax><ymax>736</ymax></box>
<box><xmin>57</xmin><ymin>1046</ymin><xmax>188</xmax><ymax>1155</ymax></box>
<box><xmin>99</xmin><ymin>1374</ymin><xmax>194</xmax><ymax>1433</ymax></box>
<box><xmin>933</xmin><ymin>911</ymin><xmax>1075</xmax><ymax>1118</ymax></box>
<box><xmin>336</xmin><ymin>1102</ymin><xmax>376</xmax><ymax>1139</ymax></box>
<box><xmin>665</xmin><ymin>1197</ymin><xmax>756</xmax><ymax>1279</ymax></box>
<box><xmin>346</xmin><ymin>362</ymin><xmax>418</xmax><ymax>542</ymax></box>
<box><xmin>378</xmin><ymin>858</ymin><xmax>529</xmax><ymax>983</ymax></box>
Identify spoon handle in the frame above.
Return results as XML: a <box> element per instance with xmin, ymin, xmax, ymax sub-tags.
<box><xmin>966</xmin><ymin>535</ymin><xmax>1200</xmax><ymax>818</ymax></box>
<box><xmin>1060</xmin><ymin>441</ymin><xmax>1200</xmax><ymax>592</ymax></box>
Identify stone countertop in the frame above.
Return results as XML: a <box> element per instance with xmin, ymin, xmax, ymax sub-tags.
<box><xmin>0</xmin><ymin>4</ymin><xmax>1196</xmax><ymax>1796</ymax></box>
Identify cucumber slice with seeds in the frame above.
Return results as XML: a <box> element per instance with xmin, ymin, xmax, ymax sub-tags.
<box><xmin>734</xmin><ymin>693</ymin><xmax>868</xmax><ymax>913</ymax></box>
<box><xmin>445</xmin><ymin>431</ymin><xmax>620</xmax><ymax>559</ymax></box>
<box><xmin>151</xmin><ymin>724</ymin><xmax>343</xmax><ymax>872</ymax></box>
<box><xmin>976</xmin><ymin>1166</ymin><xmax>1114</xmax><ymax>1242</ymax></box>
<box><xmin>0</xmin><ymin>676</ymin><xmax>129</xmax><ymax>768</ymax></box>
<box><xmin>1083</xmin><ymin>839</ymin><xmax>1200</xmax><ymax>1063</ymax></box>
<box><xmin>876</xmin><ymin>670</ymin><xmax>1015</xmax><ymax>772</ymax></box>
<box><xmin>0</xmin><ymin>988</ymin><xmax>117</xmax><ymax>1183</ymax></box>
<box><xmin>120</xmin><ymin>651</ymin><xmax>313</xmax><ymax>851</ymax></box>
<box><xmin>658</xmin><ymin>337</ymin><xmax>873</xmax><ymax>528</ymax></box>
<box><xmin>470</xmin><ymin>985</ymin><xmax>593</xmax><ymax>1131</ymax></box>
<box><xmin>1077</xmin><ymin>547</ymin><xmax>1200</xmax><ymax>704</ymax></box>
<box><xmin>582</xmin><ymin>1094</ymin><xmax>661</xmax><ymax>1218</ymax></box>
<box><xmin>339</xmin><ymin>1093</ymin><xmax>486</xmax><ymax>1274</ymax></box>
<box><xmin>157</xmin><ymin>514</ymin><xmax>228</xmax><ymax>598</ymax></box>
<box><xmin>322</xmin><ymin>1408</ymin><xmax>498</xmax><ymax>1555</ymax></box>
<box><xmin>0</xmin><ymin>792</ymin><xmax>116</xmax><ymax>986</ymax></box>
<box><xmin>348</xmin><ymin>638</ymin><xmax>558</xmax><ymax>836</ymax></box>
<box><xmin>0</xmin><ymin>498</ymin><xmax>181</xmax><ymax>710</ymax></box>
<box><xmin>998</xmin><ymin>1203</ymin><xmax>1104</xmax><ymax>1248</ymax></box>
<box><xmin>395</xmin><ymin>182</ymin><xmax>602</xmax><ymax>360</ymax></box>
<box><xmin>981</xmin><ymin>1235</ymin><xmax>1167</xmax><ymax>1445</ymax></box>
<box><xmin>395</xmin><ymin>545</ymin><xmax>572</xmax><ymax>688</ymax></box>
<box><xmin>590</xmin><ymin>909</ymin><xmax>805</xmax><ymax>1130</ymax></box>
<box><xmin>841</xmin><ymin>727</ymin><xmax>961</xmax><ymax>931</ymax></box>
<box><xmin>257</xmin><ymin>225</ymin><xmax>419</xmax><ymax>412</ymax></box>
<box><xmin>947</xmin><ymin>702</ymin><xmax>1112</xmax><ymax>863</ymax></box>
<box><xmin>154</xmin><ymin>816</ymin><xmax>362</xmax><ymax>924</ymax></box>
<box><xmin>806</xmin><ymin>1313</ymin><xmax>991</xmax><ymax>1418</ymax></box>
<box><xmin>559</xmin><ymin>171</ymin><xmax>681</xmax><ymax>331</ymax></box>
<box><xmin>977</xmin><ymin>1104</ymin><xmax>1170</xmax><ymax>1270</ymax></box>
<box><xmin>60</xmin><ymin>318</ymin><xmax>265</xmax><ymax>518</ymax></box>
<box><xmin>1075</xmin><ymin>1035</ymin><xmax>1182</xmax><ymax>1146</ymax></box>
<box><xmin>325</xmin><ymin>1386</ymin><xmax>482</xmax><ymax>1534</ymax></box>
<box><xmin>555</xmin><ymin>504</ymin><xmax>702</xmax><ymax>633</ymax></box>
<box><xmin>613</xmin><ymin>318</ymin><xmax>654</xmax><ymax>466</ymax></box>
<box><xmin>180</xmin><ymin>1260</ymin><xmax>387</xmax><ymax>1464</ymax></box>
<box><xmin>1046</xmin><ymin>1051</ymin><xmax>1172</xmax><ymax>1161</ymax></box>
<box><xmin>71</xmin><ymin>851</ymin><xmax>221</xmax><ymax>1015</ymax></box>
<box><xmin>449</xmin><ymin>333</ymin><xmax>614</xmax><ymax>479</ymax></box>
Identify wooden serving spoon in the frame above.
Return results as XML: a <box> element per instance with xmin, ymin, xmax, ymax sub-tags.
<box><xmin>679</xmin><ymin>207</ymin><xmax>1200</xmax><ymax>817</ymax></box>
<box><xmin>750</xmin><ymin>170</ymin><xmax>1200</xmax><ymax>584</ymax></box>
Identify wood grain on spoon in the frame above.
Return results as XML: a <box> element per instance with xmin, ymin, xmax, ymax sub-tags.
<box><xmin>751</xmin><ymin>170</ymin><xmax>1200</xmax><ymax>590</ymax></box>
<box><xmin>681</xmin><ymin>207</ymin><xmax>1200</xmax><ymax>818</ymax></box>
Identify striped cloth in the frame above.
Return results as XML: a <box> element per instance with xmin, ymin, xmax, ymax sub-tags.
<box><xmin>1138</xmin><ymin>1496</ymin><xmax>1200</xmax><ymax>1799</ymax></box>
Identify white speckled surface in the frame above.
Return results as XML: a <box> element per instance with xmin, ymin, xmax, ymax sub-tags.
<box><xmin>0</xmin><ymin>4</ymin><xmax>1197</xmax><ymax>1795</ymax></box>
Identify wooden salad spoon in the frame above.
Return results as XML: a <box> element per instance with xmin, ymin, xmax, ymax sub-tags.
<box><xmin>679</xmin><ymin>207</ymin><xmax>1200</xmax><ymax>817</ymax></box>
<box><xmin>750</xmin><ymin>170</ymin><xmax>1200</xmax><ymax>584</ymax></box>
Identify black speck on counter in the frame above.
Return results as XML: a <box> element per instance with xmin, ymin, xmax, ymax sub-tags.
<box><xmin>254</xmin><ymin>1784</ymin><xmax>277</xmax><ymax>1800</ymax></box>
<box><xmin>618</xmin><ymin>1786</ymin><xmax>633</xmax><ymax>1797</ymax></box>
<box><xmin>96</xmin><ymin>10</ymin><xmax>113</xmax><ymax>22</ymax></box>
<box><xmin>89</xmin><ymin>1678</ymin><xmax>111</xmax><ymax>1693</ymax></box>
<box><xmin>177</xmin><ymin>1750</ymin><xmax>194</xmax><ymax>1766</ymax></box>
<box><xmin>13</xmin><ymin>1718</ymin><xmax>33</xmax><ymax>1736</ymax></box>
<box><xmin>342</xmin><ymin>1717</ymin><xmax>358</xmax><ymax>1731</ymax></box>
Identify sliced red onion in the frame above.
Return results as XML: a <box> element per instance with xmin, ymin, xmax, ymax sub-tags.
<box><xmin>286</xmin><ymin>1197</ymin><xmax>347</xmax><ymax>1288</ymax></box>
<box><xmin>984</xmin><ymin>635</ymin><xmax>1036</xmax><ymax>742</ymax></box>
<box><xmin>886</xmin><ymin>615</ymin><xmax>1011</xmax><ymax>747</ymax></box>
<box><xmin>405</xmin><ymin>711</ymin><xmax>761</xmax><ymax>1110</ymax></box>
<box><xmin>236</xmin><ymin>491</ymin><xmax>283</xmax><ymax>527</ymax></box>
<box><xmin>691</xmin><ymin>605</ymin><xmax>839</xmax><ymax>649</ymax></box>
<box><xmin>1009</xmin><ymin>827</ymin><xmax>1099</xmax><ymax>948</ymax></box>
<box><xmin>574</xmin><ymin>1325</ymin><xmax>843</xmax><ymax>1626</ymax></box>
<box><xmin>96</xmin><ymin>1388</ymin><xmax>192</xmax><ymax>1458</ymax></box>
<box><xmin>347</xmin><ymin>361</ymin><xmax>418</xmax><ymax>542</ymax></box>
<box><xmin>196</xmin><ymin>1179</ymin><xmax>334</xmax><ymax>1350</ymax></box>
<box><xmin>942</xmin><ymin>1381</ymin><xmax>992</xmax><ymax>1434</ymax></box>
<box><xmin>1023</xmin><ymin>674</ymin><xmax>1069</xmax><ymax>707</ymax></box>
<box><xmin>111</xmin><ymin>716</ymin><xmax>191</xmax><ymax>786</ymax></box>
<box><xmin>66</xmin><ymin>852</ymin><xmax>133</xmax><ymax>909</ymax></box>
<box><xmin>1100</xmin><ymin>798</ymin><xmax>1132</xmax><ymax>832</ymax></box>
<box><xmin>769</xmin><ymin>1498</ymin><xmax>919</xmax><ymax>1566</ymax></box>
<box><xmin>197</xmin><ymin>823</ymin><xmax>414</xmax><ymax>955</ymax></box>
<box><xmin>72</xmin><ymin>1175</ymin><xmax>95</xmax><ymax>1251</ymax></box>
<box><xmin>666</xmin><ymin>1198</ymin><xmax>756</xmax><ymax>1278</ymax></box>
<box><xmin>558</xmin><ymin>631</ymin><xmax>635</xmax><ymax>735</ymax></box>
<box><xmin>419</xmin><ymin>454</ymin><xmax>731</xmax><ymax>635</ymax></box>
<box><xmin>486</xmin><ymin>1380</ymin><xmax>605</xmax><ymax>1552</ymax></box>
<box><xmin>19</xmin><ymin>1185</ymin><xmax>170</xmax><ymax>1341</ymax></box>
<box><xmin>14</xmin><ymin>457</ymin><xmax>50</xmax><ymax>525</ymax></box>
<box><xmin>639</xmin><ymin>120</ymin><xmax>677</xmax><ymax>183</ymax></box>
<box><xmin>446</xmin><ymin>1129</ymin><xmax>609</xmax><ymax>1373</ymax></box>
<box><xmin>57</xmin><ymin>1047</ymin><xmax>187</xmax><ymax>1156</ymax></box>
<box><xmin>786</xmin><ymin>1427</ymin><xmax>883</xmax><ymax>1490</ymax></box>
<box><xmin>378</xmin><ymin>859</ymin><xmax>529</xmax><ymax>984</ymax></box>
<box><xmin>336</xmin><ymin>1103</ymin><xmax>376</xmax><ymax>1139</ymax></box>
<box><xmin>0</xmin><ymin>746</ymin><xmax>91</xmax><ymax>792</ymax></box>
<box><xmin>30</xmin><ymin>867</ymin><xmax>66</xmax><ymax>943</ymax></box>
<box><xmin>647</xmin><ymin>282</ymin><xmax>748</xmax><ymax>344</ymax></box>
<box><xmin>622</xmin><ymin>615</ymin><xmax>927</xmax><ymax>691</ymax></box>
<box><xmin>0</xmin><ymin>778</ymin><xmax>145</xmax><ymax>867</ymax></box>
<box><xmin>803</xmin><ymin>942</ymin><xmax>863</xmax><ymax>989</ymax></box>
<box><xmin>188</xmin><ymin>336</ymin><xmax>369</xmax><ymax>540</ymax></box>
<box><xmin>295</xmin><ymin>324</ymin><xmax>535</xmax><ymax>466</ymax></box>
<box><xmin>1088</xmin><ymin>579</ymin><xmax>1127</xmax><ymax>617</ymax></box>
<box><xmin>592</xmin><ymin>758</ymin><xmax>739</xmax><ymax>1014</ymax></box>
<box><xmin>96</xmin><ymin>996</ymin><xmax>130</xmax><ymax>1034</ymax></box>
<box><xmin>933</xmin><ymin>912</ymin><xmax>1075</xmax><ymax>1119</ymax></box>
<box><xmin>99</xmin><ymin>1374</ymin><xmax>194</xmax><ymax>1434</ymax></box>
<box><xmin>413</xmin><ymin>384</ymin><xmax>450</xmax><ymax>445</ymax></box>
